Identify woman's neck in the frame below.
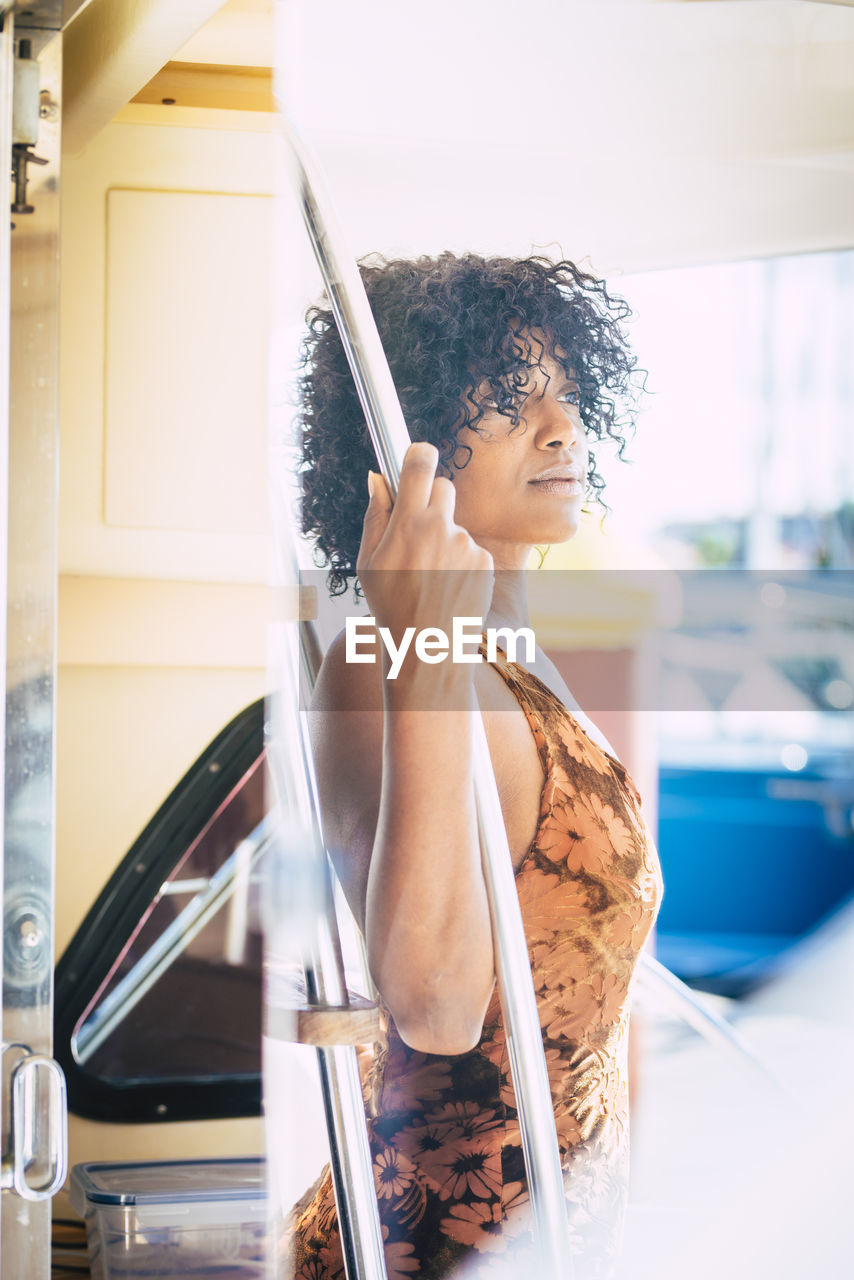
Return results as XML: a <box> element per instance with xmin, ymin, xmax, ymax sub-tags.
<box><xmin>486</xmin><ymin>565</ymin><xmax>531</xmax><ymax>634</ymax></box>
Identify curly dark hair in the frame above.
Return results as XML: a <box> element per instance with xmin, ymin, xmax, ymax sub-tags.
<box><xmin>299</xmin><ymin>252</ymin><xmax>641</xmax><ymax>595</ymax></box>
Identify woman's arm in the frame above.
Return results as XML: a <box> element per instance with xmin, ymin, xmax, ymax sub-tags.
<box><xmin>312</xmin><ymin>646</ymin><xmax>493</xmax><ymax>1055</ymax></box>
<box><xmin>309</xmin><ymin>443</ymin><xmax>540</xmax><ymax>1055</ymax></box>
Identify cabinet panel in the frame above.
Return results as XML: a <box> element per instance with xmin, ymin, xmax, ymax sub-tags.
<box><xmin>104</xmin><ymin>188</ymin><xmax>271</xmax><ymax>538</ymax></box>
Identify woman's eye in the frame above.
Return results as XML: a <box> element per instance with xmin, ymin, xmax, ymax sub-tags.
<box><xmin>558</xmin><ymin>389</ymin><xmax>580</xmax><ymax>406</ymax></box>
<box><xmin>480</xmin><ymin>395</ymin><xmax>512</xmax><ymax>413</ymax></box>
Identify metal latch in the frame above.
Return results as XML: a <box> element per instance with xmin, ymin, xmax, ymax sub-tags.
<box><xmin>1</xmin><ymin>1042</ymin><xmax>68</xmax><ymax>1201</ymax></box>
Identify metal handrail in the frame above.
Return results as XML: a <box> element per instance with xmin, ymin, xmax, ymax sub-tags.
<box><xmin>266</xmin><ymin>617</ymin><xmax>389</xmax><ymax>1280</ymax></box>
<box><xmin>635</xmin><ymin>952</ymin><xmax>792</xmax><ymax>1097</ymax></box>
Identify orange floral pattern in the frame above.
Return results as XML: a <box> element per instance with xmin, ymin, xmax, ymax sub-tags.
<box><xmin>291</xmin><ymin>651</ymin><xmax>662</xmax><ymax>1280</ymax></box>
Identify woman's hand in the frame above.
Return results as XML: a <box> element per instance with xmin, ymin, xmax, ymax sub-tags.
<box><xmin>356</xmin><ymin>443</ymin><xmax>494</xmax><ymax>679</ymax></box>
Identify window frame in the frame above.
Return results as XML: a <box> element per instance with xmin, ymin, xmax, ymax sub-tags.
<box><xmin>54</xmin><ymin>698</ymin><xmax>266</xmax><ymax>1124</ymax></box>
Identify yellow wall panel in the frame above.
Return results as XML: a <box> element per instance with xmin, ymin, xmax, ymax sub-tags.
<box><xmin>59</xmin><ymin>121</ymin><xmax>276</xmax><ymax>583</ymax></box>
<box><xmin>56</xmin><ymin>663</ymin><xmax>267</xmax><ymax>959</ymax></box>
<box><xmin>104</xmin><ymin>188</ymin><xmax>271</xmax><ymax>537</ymax></box>
<box><xmin>58</xmin><ymin>576</ymin><xmax>292</xmax><ymax>668</ymax></box>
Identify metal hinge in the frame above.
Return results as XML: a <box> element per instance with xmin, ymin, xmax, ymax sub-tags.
<box><xmin>10</xmin><ymin>35</ymin><xmax>48</xmax><ymax>224</ymax></box>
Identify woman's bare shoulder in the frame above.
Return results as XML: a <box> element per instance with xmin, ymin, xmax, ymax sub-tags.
<box><xmin>314</xmin><ymin>631</ymin><xmax>545</xmax><ymax>868</ymax></box>
<box><xmin>312</xmin><ymin>624</ymin><xmax>383</xmax><ymax>714</ymax></box>
<box><xmin>309</xmin><ymin>629</ymin><xmax>384</xmax><ymax>826</ymax></box>
<box><xmin>308</xmin><ymin>629</ymin><xmax>384</xmax><ymax>926</ymax></box>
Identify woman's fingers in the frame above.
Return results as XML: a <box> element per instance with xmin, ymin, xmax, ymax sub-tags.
<box><xmin>392</xmin><ymin>445</ymin><xmax>457</xmax><ymax>528</ymax></box>
<box><xmin>391</xmin><ymin>442</ymin><xmax>439</xmax><ymax>519</ymax></box>
<box><xmin>359</xmin><ymin>444</ymin><xmax>448</xmax><ymax>560</ymax></box>
<box><xmin>357</xmin><ymin>469</ymin><xmax>393</xmax><ymax>571</ymax></box>
<box><xmin>358</xmin><ymin>444</ymin><xmax>461</xmax><ymax>576</ymax></box>
<box><xmin>428</xmin><ymin>474</ymin><xmax>456</xmax><ymax>520</ymax></box>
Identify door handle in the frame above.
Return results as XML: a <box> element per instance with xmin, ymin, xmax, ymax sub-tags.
<box><xmin>1</xmin><ymin>1043</ymin><xmax>68</xmax><ymax>1201</ymax></box>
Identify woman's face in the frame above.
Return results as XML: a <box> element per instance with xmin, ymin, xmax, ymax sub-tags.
<box><xmin>448</xmin><ymin>344</ymin><xmax>589</xmax><ymax>568</ymax></box>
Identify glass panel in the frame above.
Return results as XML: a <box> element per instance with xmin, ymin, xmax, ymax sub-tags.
<box><xmin>72</xmin><ymin>756</ymin><xmax>267</xmax><ymax>1083</ymax></box>
<box><xmin>0</xmin><ymin>13</ymin><xmax>12</xmax><ymax>1260</ymax></box>
<box><xmin>2</xmin><ymin>17</ymin><xmax>63</xmax><ymax>1275</ymax></box>
<box><xmin>596</xmin><ymin>248</ymin><xmax>854</xmax><ymax>993</ymax></box>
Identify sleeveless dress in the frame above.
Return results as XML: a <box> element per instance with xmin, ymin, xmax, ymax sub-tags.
<box><xmin>290</xmin><ymin>650</ymin><xmax>663</xmax><ymax>1280</ymax></box>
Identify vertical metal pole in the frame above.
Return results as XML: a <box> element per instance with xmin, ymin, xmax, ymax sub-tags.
<box><xmin>266</xmin><ymin>606</ymin><xmax>388</xmax><ymax>1280</ymax></box>
<box><xmin>276</xmin><ymin>117</ymin><xmax>571</xmax><ymax>1277</ymax></box>
<box><xmin>0</xmin><ymin>7</ymin><xmax>13</xmax><ymax>1251</ymax></box>
<box><xmin>1</xmin><ymin>10</ymin><xmax>68</xmax><ymax>1274</ymax></box>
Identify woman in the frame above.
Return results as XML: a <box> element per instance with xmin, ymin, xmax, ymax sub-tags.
<box><xmin>291</xmin><ymin>254</ymin><xmax>663</xmax><ymax>1280</ymax></box>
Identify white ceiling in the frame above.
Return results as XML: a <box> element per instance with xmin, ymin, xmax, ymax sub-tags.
<box><xmin>180</xmin><ymin>0</ymin><xmax>854</xmax><ymax>271</ymax></box>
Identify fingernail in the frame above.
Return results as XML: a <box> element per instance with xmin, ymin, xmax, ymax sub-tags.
<box><xmin>367</xmin><ymin>471</ymin><xmax>376</xmax><ymax>499</ymax></box>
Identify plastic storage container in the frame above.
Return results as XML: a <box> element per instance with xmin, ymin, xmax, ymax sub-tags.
<box><xmin>69</xmin><ymin>1157</ymin><xmax>267</xmax><ymax>1278</ymax></box>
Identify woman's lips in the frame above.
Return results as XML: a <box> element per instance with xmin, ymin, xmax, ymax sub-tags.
<box><xmin>528</xmin><ymin>477</ymin><xmax>583</xmax><ymax>496</ymax></box>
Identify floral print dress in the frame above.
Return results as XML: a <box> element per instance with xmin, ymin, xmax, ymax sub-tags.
<box><xmin>290</xmin><ymin>650</ymin><xmax>663</xmax><ymax>1280</ymax></box>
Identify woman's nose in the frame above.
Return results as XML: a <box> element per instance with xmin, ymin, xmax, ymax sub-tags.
<box><xmin>534</xmin><ymin>397</ymin><xmax>584</xmax><ymax>450</ymax></box>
